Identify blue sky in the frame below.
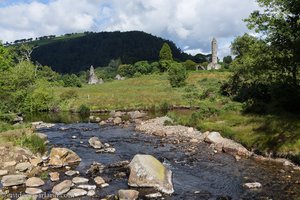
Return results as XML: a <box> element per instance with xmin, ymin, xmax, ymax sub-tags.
<box><xmin>0</xmin><ymin>0</ymin><xmax>260</xmax><ymax>58</ymax></box>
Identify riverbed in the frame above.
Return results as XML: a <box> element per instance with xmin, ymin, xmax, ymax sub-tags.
<box><xmin>34</xmin><ymin>122</ymin><xmax>300</xmax><ymax>200</ymax></box>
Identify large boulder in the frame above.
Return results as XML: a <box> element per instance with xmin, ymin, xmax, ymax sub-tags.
<box><xmin>1</xmin><ymin>174</ymin><xmax>27</xmax><ymax>187</ymax></box>
<box><xmin>15</xmin><ymin>162</ymin><xmax>32</xmax><ymax>172</ymax></box>
<box><xmin>52</xmin><ymin>180</ymin><xmax>72</xmax><ymax>195</ymax></box>
<box><xmin>88</xmin><ymin>137</ymin><xmax>104</xmax><ymax>149</ymax></box>
<box><xmin>205</xmin><ymin>132</ymin><xmax>251</xmax><ymax>157</ymax></box>
<box><xmin>49</xmin><ymin>148</ymin><xmax>81</xmax><ymax>167</ymax></box>
<box><xmin>128</xmin><ymin>154</ymin><xmax>174</xmax><ymax>194</ymax></box>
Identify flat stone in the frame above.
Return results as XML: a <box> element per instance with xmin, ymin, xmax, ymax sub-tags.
<box><xmin>30</xmin><ymin>157</ymin><xmax>43</xmax><ymax>167</ymax></box>
<box><xmin>94</xmin><ymin>176</ymin><xmax>105</xmax><ymax>185</ymax></box>
<box><xmin>128</xmin><ymin>154</ymin><xmax>174</xmax><ymax>194</ymax></box>
<box><xmin>1</xmin><ymin>174</ymin><xmax>27</xmax><ymax>187</ymax></box>
<box><xmin>99</xmin><ymin>121</ymin><xmax>107</xmax><ymax>126</ymax></box>
<box><xmin>77</xmin><ymin>184</ymin><xmax>96</xmax><ymax>190</ymax></box>
<box><xmin>72</xmin><ymin>177</ymin><xmax>89</xmax><ymax>184</ymax></box>
<box><xmin>145</xmin><ymin>192</ymin><xmax>162</xmax><ymax>198</ymax></box>
<box><xmin>52</xmin><ymin>180</ymin><xmax>72</xmax><ymax>195</ymax></box>
<box><xmin>26</xmin><ymin>177</ymin><xmax>45</xmax><ymax>187</ymax></box>
<box><xmin>49</xmin><ymin>172</ymin><xmax>60</xmax><ymax>181</ymax></box>
<box><xmin>3</xmin><ymin>161</ymin><xmax>17</xmax><ymax>168</ymax></box>
<box><xmin>67</xmin><ymin>188</ymin><xmax>87</xmax><ymax>197</ymax></box>
<box><xmin>36</xmin><ymin>132</ymin><xmax>48</xmax><ymax>140</ymax></box>
<box><xmin>15</xmin><ymin>162</ymin><xmax>32</xmax><ymax>172</ymax></box>
<box><xmin>118</xmin><ymin>189</ymin><xmax>139</xmax><ymax>200</ymax></box>
<box><xmin>65</xmin><ymin>170</ymin><xmax>79</xmax><ymax>176</ymax></box>
<box><xmin>244</xmin><ymin>182</ymin><xmax>262</xmax><ymax>189</ymax></box>
<box><xmin>0</xmin><ymin>170</ymin><xmax>8</xmax><ymax>176</ymax></box>
<box><xmin>25</xmin><ymin>187</ymin><xmax>43</xmax><ymax>195</ymax></box>
<box><xmin>49</xmin><ymin>147</ymin><xmax>81</xmax><ymax>167</ymax></box>
<box><xmin>17</xmin><ymin>195</ymin><xmax>38</xmax><ymax>200</ymax></box>
<box><xmin>88</xmin><ymin>137</ymin><xmax>104</xmax><ymax>149</ymax></box>
<box><xmin>87</xmin><ymin>190</ymin><xmax>96</xmax><ymax>196</ymax></box>
<box><xmin>100</xmin><ymin>183</ymin><xmax>109</xmax><ymax>188</ymax></box>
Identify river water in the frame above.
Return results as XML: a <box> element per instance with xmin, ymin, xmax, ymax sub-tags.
<box><xmin>34</xmin><ymin>120</ymin><xmax>300</xmax><ymax>200</ymax></box>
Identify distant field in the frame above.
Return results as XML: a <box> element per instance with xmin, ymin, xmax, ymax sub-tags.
<box><xmin>54</xmin><ymin>71</ymin><xmax>230</xmax><ymax>111</ymax></box>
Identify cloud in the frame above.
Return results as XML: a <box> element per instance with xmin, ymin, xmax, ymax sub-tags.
<box><xmin>0</xmin><ymin>0</ymin><xmax>260</xmax><ymax>59</ymax></box>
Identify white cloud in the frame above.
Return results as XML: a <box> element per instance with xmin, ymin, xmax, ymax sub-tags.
<box><xmin>0</xmin><ymin>0</ymin><xmax>260</xmax><ymax>59</ymax></box>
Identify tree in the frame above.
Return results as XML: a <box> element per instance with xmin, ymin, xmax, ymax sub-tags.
<box><xmin>223</xmin><ymin>0</ymin><xmax>300</xmax><ymax>112</ymax></box>
<box><xmin>62</xmin><ymin>74</ymin><xmax>82</xmax><ymax>87</ymax></box>
<box><xmin>183</xmin><ymin>59</ymin><xmax>197</xmax><ymax>70</ymax></box>
<box><xmin>168</xmin><ymin>62</ymin><xmax>187</xmax><ymax>87</ymax></box>
<box><xmin>0</xmin><ymin>43</ymin><xmax>13</xmax><ymax>71</ymax></box>
<box><xmin>245</xmin><ymin>0</ymin><xmax>300</xmax><ymax>85</ymax></box>
<box><xmin>159</xmin><ymin>43</ymin><xmax>173</xmax><ymax>61</ymax></box>
<box><xmin>223</xmin><ymin>56</ymin><xmax>233</xmax><ymax>64</ymax></box>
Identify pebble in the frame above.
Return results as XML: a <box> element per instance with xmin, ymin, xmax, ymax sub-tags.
<box><xmin>65</xmin><ymin>170</ymin><xmax>79</xmax><ymax>176</ymax></box>
<box><xmin>100</xmin><ymin>183</ymin><xmax>109</xmax><ymax>188</ymax></box>
<box><xmin>145</xmin><ymin>192</ymin><xmax>162</xmax><ymax>198</ymax></box>
<box><xmin>25</xmin><ymin>188</ymin><xmax>43</xmax><ymax>195</ymax></box>
<box><xmin>77</xmin><ymin>184</ymin><xmax>96</xmax><ymax>190</ymax></box>
<box><xmin>244</xmin><ymin>182</ymin><xmax>262</xmax><ymax>189</ymax></box>
<box><xmin>94</xmin><ymin>176</ymin><xmax>105</xmax><ymax>185</ymax></box>
<box><xmin>87</xmin><ymin>190</ymin><xmax>96</xmax><ymax>196</ymax></box>
<box><xmin>49</xmin><ymin>172</ymin><xmax>60</xmax><ymax>182</ymax></box>
<box><xmin>72</xmin><ymin>177</ymin><xmax>89</xmax><ymax>184</ymax></box>
<box><xmin>72</xmin><ymin>135</ymin><xmax>77</xmax><ymax>139</ymax></box>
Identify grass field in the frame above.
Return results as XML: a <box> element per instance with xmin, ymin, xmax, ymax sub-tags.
<box><xmin>54</xmin><ymin>71</ymin><xmax>300</xmax><ymax>162</ymax></box>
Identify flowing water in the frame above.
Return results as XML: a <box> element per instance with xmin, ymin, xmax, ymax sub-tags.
<box><xmin>2</xmin><ymin>113</ymin><xmax>300</xmax><ymax>199</ymax></box>
<box><xmin>35</xmin><ymin>121</ymin><xmax>300</xmax><ymax>200</ymax></box>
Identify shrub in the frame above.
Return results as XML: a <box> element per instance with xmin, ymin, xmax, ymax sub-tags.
<box><xmin>78</xmin><ymin>104</ymin><xmax>90</xmax><ymax>114</ymax></box>
<box><xmin>62</xmin><ymin>74</ymin><xmax>82</xmax><ymax>87</ymax></box>
<box><xmin>183</xmin><ymin>59</ymin><xmax>197</xmax><ymax>70</ymax></box>
<box><xmin>117</xmin><ymin>64</ymin><xmax>135</xmax><ymax>77</ymax></box>
<box><xmin>168</xmin><ymin>62</ymin><xmax>187</xmax><ymax>87</ymax></box>
<box><xmin>134</xmin><ymin>61</ymin><xmax>151</xmax><ymax>74</ymax></box>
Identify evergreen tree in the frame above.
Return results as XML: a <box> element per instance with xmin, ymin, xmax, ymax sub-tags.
<box><xmin>159</xmin><ymin>43</ymin><xmax>173</xmax><ymax>61</ymax></box>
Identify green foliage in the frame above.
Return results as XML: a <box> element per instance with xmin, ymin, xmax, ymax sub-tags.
<box><xmin>159</xmin><ymin>43</ymin><xmax>173</xmax><ymax>61</ymax></box>
<box><xmin>24</xmin><ymin>79</ymin><xmax>55</xmax><ymax>112</ymax></box>
<box><xmin>0</xmin><ymin>61</ymin><xmax>36</xmax><ymax>112</ymax></box>
<box><xmin>168</xmin><ymin>62</ymin><xmax>188</xmax><ymax>87</ymax></box>
<box><xmin>134</xmin><ymin>61</ymin><xmax>152</xmax><ymax>74</ymax></box>
<box><xmin>0</xmin><ymin>43</ymin><xmax>13</xmax><ymax>71</ymax></box>
<box><xmin>40</xmin><ymin>172</ymin><xmax>48</xmax><ymax>180</ymax></box>
<box><xmin>223</xmin><ymin>56</ymin><xmax>233</xmax><ymax>64</ymax></box>
<box><xmin>150</xmin><ymin>61</ymin><xmax>160</xmax><ymax>73</ymax></box>
<box><xmin>14</xmin><ymin>134</ymin><xmax>46</xmax><ymax>154</ymax></box>
<box><xmin>182</xmin><ymin>85</ymin><xmax>200</xmax><ymax>107</ymax></box>
<box><xmin>78</xmin><ymin>104</ymin><xmax>90</xmax><ymax>114</ymax></box>
<box><xmin>159</xmin><ymin>60</ymin><xmax>172</xmax><ymax>72</ymax></box>
<box><xmin>118</xmin><ymin>64</ymin><xmax>135</xmax><ymax>77</ymax></box>
<box><xmin>36</xmin><ymin>65</ymin><xmax>61</xmax><ymax>82</ymax></box>
<box><xmin>62</xmin><ymin>74</ymin><xmax>82</xmax><ymax>87</ymax></box>
<box><xmin>183</xmin><ymin>59</ymin><xmax>197</xmax><ymax>70</ymax></box>
<box><xmin>224</xmin><ymin>0</ymin><xmax>300</xmax><ymax>113</ymax></box>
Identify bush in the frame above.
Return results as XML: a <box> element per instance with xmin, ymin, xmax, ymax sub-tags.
<box><xmin>62</xmin><ymin>74</ymin><xmax>82</xmax><ymax>87</ymax></box>
<box><xmin>78</xmin><ymin>104</ymin><xmax>90</xmax><ymax>114</ymax></box>
<box><xmin>14</xmin><ymin>134</ymin><xmax>46</xmax><ymax>154</ymax></box>
<box><xmin>134</xmin><ymin>61</ymin><xmax>151</xmax><ymax>74</ymax></box>
<box><xmin>168</xmin><ymin>62</ymin><xmax>187</xmax><ymax>87</ymax></box>
<box><xmin>118</xmin><ymin>64</ymin><xmax>135</xmax><ymax>77</ymax></box>
<box><xmin>183</xmin><ymin>59</ymin><xmax>197</xmax><ymax>70</ymax></box>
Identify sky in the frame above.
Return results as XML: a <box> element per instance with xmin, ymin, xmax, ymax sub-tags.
<box><xmin>0</xmin><ymin>0</ymin><xmax>260</xmax><ymax>58</ymax></box>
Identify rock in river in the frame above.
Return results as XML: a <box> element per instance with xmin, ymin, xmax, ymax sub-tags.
<box><xmin>72</xmin><ymin>177</ymin><xmax>89</xmax><ymax>184</ymax></box>
<box><xmin>25</xmin><ymin>188</ymin><xmax>43</xmax><ymax>195</ymax></box>
<box><xmin>89</xmin><ymin>137</ymin><xmax>104</xmax><ymax>149</ymax></box>
<box><xmin>49</xmin><ymin>147</ymin><xmax>81</xmax><ymax>167</ymax></box>
<box><xmin>1</xmin><ymin>174</ymin><xmax>27</xmax><ymax>187</ymax></box>
<box><xmin>118</xmin><ymin>189</ymin><xmax>139</xmax><ymax>200</ymax></box>
<box><xmin>205</xmin><ymin>132</ymin><xmax>251</xmax><ymax>157</ymax></box>
<box><xmin>67</xmin><ymin>188</ymin><xmax>87</xmax><ymax>197</ymax></box>
<box><xmin>128</xmin><ymin>154</ymin><xmax>174</xmax><ymax>194</ymax></box>
<box><xmin>244</xmin><ymin>182</ymin><xmax>262</xmax><ymax>189</ymax></box>
<box><xmin>52</xmin><ymin>180</ymin><xmax>72</xmax><ymax>195</ymax></box>
<box><xmin>15</xmin><ymin>162</ymin><xmax>32</xmax><ymax>172</ymax></box>
<box><xmin>25</xmin><ymin>177</ymin><xmax>45</xmax><ymax>187</ymax></box>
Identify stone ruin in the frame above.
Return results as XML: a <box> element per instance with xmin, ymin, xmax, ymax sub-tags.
<box><xmin>88</xmin><ymin>65</ymin><xmax>103</xmax><ymax>84</ymax></box>
<box><xmin>207</xmin><ymin>38</ymin><xmax>221</xmax><ymax>70</ymax></box>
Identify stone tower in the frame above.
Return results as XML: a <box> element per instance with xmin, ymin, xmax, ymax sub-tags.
<box><xmin>207</xmin><ymin>37</ymin><xmax>221</xmax><ymax>70</ymax></box>
<box><xmin>88</xmin><ymin>65</ymin><xmax>100</xmax><ymax>84</ymax></box>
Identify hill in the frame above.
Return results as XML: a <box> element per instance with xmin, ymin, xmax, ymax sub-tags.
<box><xmin>29</xmin><ymin>31</ymin><xmax>208</xmax><ymax>73</ymax></box>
